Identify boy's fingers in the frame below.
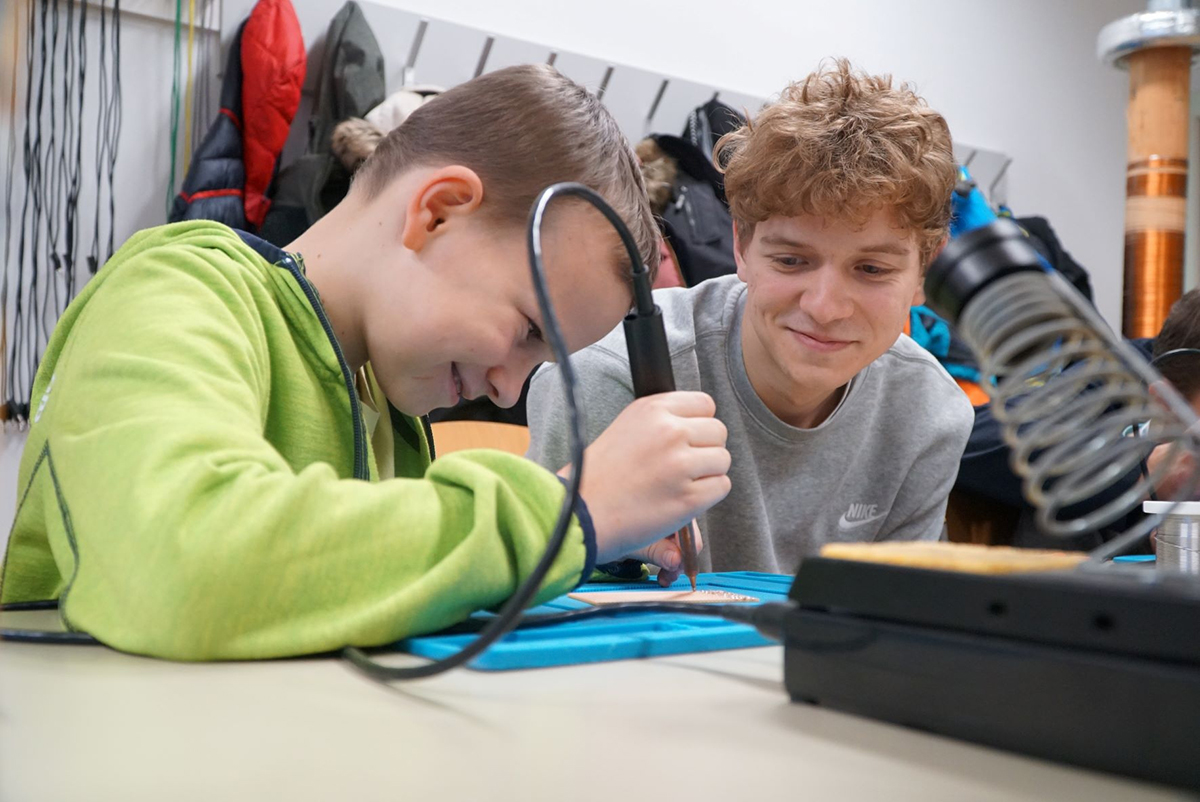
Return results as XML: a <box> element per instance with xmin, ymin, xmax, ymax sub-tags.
<box><xmin>655</xmin><ymin>391</ymin><xmax>717</xmax><ymax>418</ymax></box>
<box><xmin>686</xmin><ymin>446</ymin><xmax>732</xmax><ymax>480</ymax></box>
<box><xmin>628</xmin><ymin>537</ymin><xmax>682</xmax><ymax>583</ymax></box>
<box><xmin>684</xmin><ymin>417</ymin><xmax>728</xmax><ymax>448</ymax></box>
<box><xmin>686</xmin><ymin>473</ymin><xmax>733</xmax><ymax>507</ymax></box>
<box><xmin>647</xmin><ymin>537</ymin><xmax>682</xmax><ymax>572</ymax></box>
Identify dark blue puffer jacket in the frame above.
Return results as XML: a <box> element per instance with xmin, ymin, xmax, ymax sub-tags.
<box><xmin>169</xmin><ymin>24</ymin><xmax>248</xmax><ymax>228</ymax></box>
<box><xmin>169</xmin><ymin>0</ymin><xmax>304</xmax><ymax>230</ymax></box>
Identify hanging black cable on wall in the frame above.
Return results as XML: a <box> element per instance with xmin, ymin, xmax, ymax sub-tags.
<box><xmin>13</xmin><ymin>0</ymin><xmax>50</xmax><ymax>423</ymax></box>
<box><xmin>4</xmin><ymin>0</ymin><xmax>121</xmax><ymax>425</ymax></box>
<box><xmin>2</xmin><ymin>0</ymin><xmax>26</xmax><ymax>418</ymax></box>
<box><xmin>40</xmin><ymin>0</ymin><xmax>62</xmax><ymax>353</ymax></box>
<box><xmin>106</xmin><ymin>1</ymin><xmax>122</xmax><ymax>262</ymax></box>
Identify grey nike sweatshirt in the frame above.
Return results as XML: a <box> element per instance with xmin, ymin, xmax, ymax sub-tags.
<box><xmin>527</xmin><ymin>275</ymin><xmax>974</xmax><ymax>574</ymax></box>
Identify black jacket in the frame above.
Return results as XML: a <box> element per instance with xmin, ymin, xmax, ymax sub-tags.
<box><xmin>653</xmin><ymin>134</ymin><xmax>737</xmax><ymax>286</ymax></box>
<box><xmin>258</xmin><ymin>1</ymin><xmax>385</xmax><ymax>246</ymax></box>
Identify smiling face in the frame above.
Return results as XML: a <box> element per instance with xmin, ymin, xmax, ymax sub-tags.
<box><xmin>713</xmin><ymin>60</ymin><xmax>957</xmax><ymax>427</ymax></box>
<box><xmin>291</xmin><ymin>65</ymin><xmax>659</xmax><ymax>421</ymax></box>
<box><xmin>735</xmin><ymin>208</ymin><xmax>926</xmax><ymax>427</ymax></box>
<box><xmin>363</xmin><ymin>204</ymin><xmax>633</xmax><ymax>417</ymax></box>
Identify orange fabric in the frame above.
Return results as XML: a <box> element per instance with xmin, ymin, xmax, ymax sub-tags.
<box><xmin>905</xmin><ymin>310</ymin><xmax>988</xmax><ymax>405</ymax></box>
<box><xmin>957</xmin><ymin>378</ymin><xmax>990</xmax><ymax>406</ymax></box>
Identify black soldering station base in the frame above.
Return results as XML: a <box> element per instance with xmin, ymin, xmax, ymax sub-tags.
<box><xmin>782</xmin><ymin>557</ymin><xmax>1200</xmax><ymax>790</ymax></box>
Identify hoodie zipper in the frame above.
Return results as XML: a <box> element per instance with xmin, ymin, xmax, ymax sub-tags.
<box><xmin>422</xmin><ymin>415</ymin><xmax>436</xmax><ymax>461</ymax></box>
<box><xmin>281</xmin><ymin>253</ymin><xmax>368</xmax><ymax>481</ymax></box>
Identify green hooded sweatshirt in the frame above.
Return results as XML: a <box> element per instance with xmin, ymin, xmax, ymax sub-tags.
<box><xmin>0</xmin><ymin>221</ymin><xmax>596</xmax><ymax>660</ymax></box>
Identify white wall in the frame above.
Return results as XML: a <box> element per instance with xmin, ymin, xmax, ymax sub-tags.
<box><xmin>224</xmin><ymin>0</ymin><xmax>1149</xmax><ymax>326</ymax></box>
<box><xmin>355</xmin><ymin>0</ymin><xmax>1144</xmax><ymax>326</ymax></box>
<box><xmin>0</xmin><ymin>0</ymin><xmax>1169</xmax><ymax>544</ymax></box>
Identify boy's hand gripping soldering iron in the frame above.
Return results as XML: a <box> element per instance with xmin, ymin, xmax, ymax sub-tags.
<box><xmin>623</xmin><ymin>267</ymin><xmax>705</xmax><ymax>590</ymax></box>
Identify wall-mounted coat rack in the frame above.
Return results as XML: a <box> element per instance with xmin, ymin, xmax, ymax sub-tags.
<box><xmin>219</xmin><ymin>0</ymin><xmax>1012</xmax><ymax>204</ymax></box>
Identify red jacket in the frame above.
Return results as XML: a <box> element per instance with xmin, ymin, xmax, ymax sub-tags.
<box><xmin>170</xmin><ymin>0</ymin><xmax>304</xmax><ymax>230</ymax></box>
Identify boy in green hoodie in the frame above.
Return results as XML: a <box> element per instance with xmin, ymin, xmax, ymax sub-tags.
<box><xmin>0</xmin><ymin>65</ymin><xmax>732</xmax><ymax>660</ymax></box>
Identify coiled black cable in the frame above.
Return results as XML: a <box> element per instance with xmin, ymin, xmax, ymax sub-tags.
<box><xmin>343</xmin><ymin>182</ymin><xmax>645</xmax><ymax>680</ymax></box>
<box><xmin>0</xmin><ymin>598</ymin><xmax>99</xmax><ymax>643</ymax></box>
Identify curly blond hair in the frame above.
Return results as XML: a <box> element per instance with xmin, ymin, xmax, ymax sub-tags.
<box><xmin>716</xmin><ymin>59</ymin><xmax>956</xmax><ymax>266</ymax></box>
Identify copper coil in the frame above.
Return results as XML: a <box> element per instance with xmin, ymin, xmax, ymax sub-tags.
<box><xmin>1123</xmin><ymin>155</ymin><xmax>1187</xmax><ymax>338</ymax></box>
<box><xmin>1126</xmin><ymin>170</ymin><xmax>1188</xmax><ymax>197</ymax></box>
<box><xmin>1127</xmin><ymin>156</ymin><xmax>1188</xmax><ymax>170</ymax></box>
<box><xmin>1124</xmin><ymin>231</ymin><xmax>1184</xmax><ymax>338</ymax></box>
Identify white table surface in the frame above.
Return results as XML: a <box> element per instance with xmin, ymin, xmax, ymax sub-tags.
<box><xmin>0</xmin><ymin>622</ymin><xmax>1190</xmax><ymax>802</ymax></box>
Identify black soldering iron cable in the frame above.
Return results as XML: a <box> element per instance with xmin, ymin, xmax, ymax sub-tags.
<box><xmin>363</xmin><ymin>601</ymin><xmax>793</xmax><ymax>645</ymax></box>
<box><xmin>0</xmin><ymin>599</ymin><xmax>793</xmax><ymax>648</ymax></box>
<box><xmin>344</xmin><ymin>183</ymin><xmax>787</xmax><ymax>682</ymax></box>
<box><xmin>0</xmin><ymin>598</ymin><xmax>100</xmax><ymax>643</ymax></box>
<box><xmin>88</xmin><ymin>0</ymin><xmax>107</xmax><ymax>275</ymax></box>
<box><xmin>0</xmin><ymin>183</ymin><xmax>795</xmax><ymax>656</ymax></box>
<box><xmin>0</xmin><ymin>183</ymin><xmax>599</xmax><ymax>652</ymax></box>
<box><xmin>342</xmin><ymin>183</ymin><xmax>616</xmax><ymax>680</ymax></box>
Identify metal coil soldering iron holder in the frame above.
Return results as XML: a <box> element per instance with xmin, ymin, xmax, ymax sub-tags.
<box><xmin>924</xmin><ymin>218</ymin><xmax>1200</xmax><ymax>559</ymax></box>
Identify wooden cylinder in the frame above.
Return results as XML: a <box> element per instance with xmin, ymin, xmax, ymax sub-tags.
<box><xmin>1123</xmin><ymin>46</ymin><xmax>1192</xmax><ymax>339</ymax></box>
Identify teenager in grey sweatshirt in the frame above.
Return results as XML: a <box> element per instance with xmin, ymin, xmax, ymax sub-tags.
<box><xmin>527</xmin><ymin>60</ymin><xmax>974</xmax><ymax>575</ymax></box>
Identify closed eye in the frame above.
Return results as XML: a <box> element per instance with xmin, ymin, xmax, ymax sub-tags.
<box><xmin>858</xmin><ymin>264</ymin><xmax>895</xmax><ymax>277</ymax></box>
<box><xmin>526</xmin><ymin>318</ymin><xmax>544</xmax><ymax>343</ymax></box>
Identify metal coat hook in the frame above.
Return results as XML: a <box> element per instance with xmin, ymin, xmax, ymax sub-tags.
<box><xmin>711</xmin><ymin>91</ymin><xmax>720</xmax><ymax>103</ymax></box>
<box><xmin>474</xmin><ymin>36</ymin><xmax>495</xmax><ymax>78</ymax></box>
<box><xmin>403</xmin><ymin>19</ymin><xmax>429</xmax><ymax>86</ymax></box>
<box><xmin>546</xmin><ymin>51</ymin><xmax>558</xmax><ymax>66</ymax></box>
<box><xmin>643</xmin><ymin>79</ymin><xmax>670</xmax><ymax>137</ymax></box>
<box><xmin>597</xmin><ymin>66</ymin><xmax>614</xmax><ymax>100</ymax></box>
<box><xmin>646</xmin><ymin>79</ymin><xmax>669</xmax><ymax>123</ymax></box>
<box><xmin>989</xmin><ymin>156</ymin><xmax>1013</xmax><ymax>205</ymax></box>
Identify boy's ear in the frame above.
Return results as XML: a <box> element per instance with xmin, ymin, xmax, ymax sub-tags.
<box><xmin>401</xmin><ymin>166</ymin><xmax>485</xmax><ymax>252</ymax></box>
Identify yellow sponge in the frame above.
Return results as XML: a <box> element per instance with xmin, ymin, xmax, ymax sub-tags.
<box><xmin>819</xmin><ymin>541</ymin><xmax>1088</xmax><ymax>574</ymax></box>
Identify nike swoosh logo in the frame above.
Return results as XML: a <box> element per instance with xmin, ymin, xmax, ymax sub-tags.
<box><xmin>837</xmin><ymin>512</ymin><xmax>888</xmax><ymax>531</ymax></box>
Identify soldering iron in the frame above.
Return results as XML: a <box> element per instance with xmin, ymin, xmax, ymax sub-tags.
<box><xmin>343</xmin><ymin>181</ymin><xmax>708</xmax><ymax>680</ymax></box>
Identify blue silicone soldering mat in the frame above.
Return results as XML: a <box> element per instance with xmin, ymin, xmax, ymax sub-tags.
<box><xmin>397</xmin><ymin>571</ymin><xmax>792</xmax><ymax>671</ymax></box>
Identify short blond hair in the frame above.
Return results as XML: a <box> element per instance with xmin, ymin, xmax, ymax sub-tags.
<box><xmin>715</xmin><ymin>58</ymin><xmax>955</xmax><ymax>266</ymax></box>
<box><xmin>354</xmin><ymin>65</ymin><xmax>658</xmax><ymax>281</ymax></box>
